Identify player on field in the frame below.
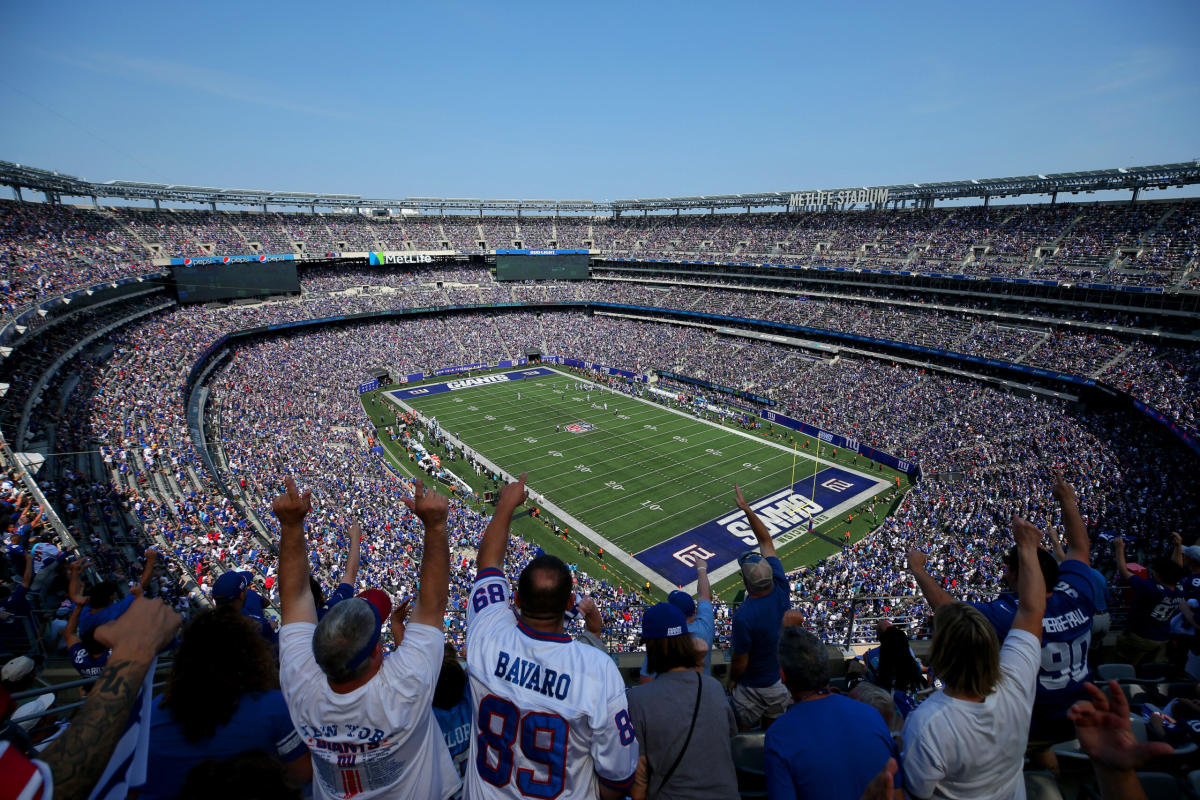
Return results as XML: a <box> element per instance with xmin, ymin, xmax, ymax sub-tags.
<box><xmin>465</xmin><ymin>474</ymin><xmax>638</xmax><ymax>799</ymax></box>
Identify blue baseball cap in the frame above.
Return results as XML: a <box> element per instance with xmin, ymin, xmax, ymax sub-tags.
<box><xmin>641</xmin><ymin>602</ymin><xmax>689</xmax><ymax>641</ymax></box>
<box><xmin>212</xmin><ymin>570</ymin><xmax>252</xmax><ymax>602</ymax></box>
<box><xmin>667</xmin><ymin>590</ymin><xmax>696</xmax><ymax>618</ymax></box>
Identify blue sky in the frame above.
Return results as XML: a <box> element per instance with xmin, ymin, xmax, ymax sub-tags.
<box><xmin>0</xmin><ymin>1</ymin><xmax>1197</xmax><ymax>202</ymax></box>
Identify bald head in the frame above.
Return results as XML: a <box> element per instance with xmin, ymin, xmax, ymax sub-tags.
<box><xmin>516</xmin><ymin>555</ymin><xmax>572</xmax><ymax>621</ymax></box>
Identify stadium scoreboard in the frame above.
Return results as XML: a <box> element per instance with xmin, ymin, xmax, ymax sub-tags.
<box><xmin>171</xmin><ymin>262</ymin><xmax>300</xmax><ymax>304</ymax></box>
<box><xmin>495</xmin><ymin>253</ymin><xmax>589</xmax><ymax>281</ymax></box>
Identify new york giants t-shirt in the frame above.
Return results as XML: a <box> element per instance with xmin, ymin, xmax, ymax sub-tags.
<box><xmin>279</xmin><ymin>620</ymin><xmax>459</xmax><ymax>800</ymax></box>
<box><xmin>971</xmin><ymin>558</ymin><xmax>1097</xmax><ymax>719</ymax></box>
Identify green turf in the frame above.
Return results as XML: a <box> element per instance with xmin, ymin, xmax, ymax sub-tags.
<box><xmin>373</xmin><ymin>366</ymin><xmax>903</xmax><ymax>592</ymax></box>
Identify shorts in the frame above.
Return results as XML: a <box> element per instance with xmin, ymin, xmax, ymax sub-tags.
<box><xmin>731</xmin><ymin>681</ymin><xmax>791</xmax><ymax>728</ymax></box>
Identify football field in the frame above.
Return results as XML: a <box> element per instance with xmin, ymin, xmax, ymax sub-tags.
<box><xmin>385</xmin><ymin>366</ymin><xmax>893</xmax><ymax>592</ymax></box>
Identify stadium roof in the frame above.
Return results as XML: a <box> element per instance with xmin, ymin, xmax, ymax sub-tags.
<box><xmin>1</xmin><ymin>159</ymin><xmax>1197</xmax><ymax>215</ymax></box>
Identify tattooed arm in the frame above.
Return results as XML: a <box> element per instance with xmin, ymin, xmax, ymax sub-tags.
<box><xmin>39</xmin><ymin>596</ymin><xmax>181</xmax><ymax>800</ymax></box>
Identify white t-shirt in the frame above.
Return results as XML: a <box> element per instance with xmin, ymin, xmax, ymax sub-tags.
<box><xmin>901</xmin><ymin>628</ymin><xmax>1040</xmax><ymax>800</ymax></box>
<box><xmin>280</xmin><ymin>620</ymin><xmax>460</xmax><ymax>800</ymax></box>
<box><xmin>463</xmin><ymin>567</ymin><xmax>639</xmax><ymax>799</ymax></box>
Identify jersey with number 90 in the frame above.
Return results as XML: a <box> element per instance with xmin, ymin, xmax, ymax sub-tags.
<box><xmin>464</xmin><ymin>567</ymin><xmax>638</xmax><ymax>799</ymax></box>
<box><xmin>972</xmin><ymin>558</ymin><xmax>1098</xmax><ymax>719</ymax></box>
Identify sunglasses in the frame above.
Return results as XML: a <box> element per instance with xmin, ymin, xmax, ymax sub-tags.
<box><xmin>737</xmin><ymin>551</ymin><xmax>764</xmax><ymax>567</ymax></box>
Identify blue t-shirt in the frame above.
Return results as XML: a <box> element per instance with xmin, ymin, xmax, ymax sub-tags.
<box><xmin>138</xmin><ymin>690</ymin><xmax>306</xmax><ymax>800</ymax></box>
<box><xmin>764</xmin><ymin>692</ymin><xmax>901</xmax><ymax>800</ymax></box>
<box><xmin>317</xmin><ymin>582</ymin><xmax>355</xmax><ymax>621</ymax></box>
<box><xmin>433</xmin><ymin>694</ymin><xmax>472</xmax><ymax>781</ymax></box>
<box><xmin>1127</xmin><ymin>576</ymin><xmax>1184</xmax><ymax>642</ymax></box>
<box><xmin>731</xmin><ymin>557</ymin><xmax>790</xmax><ymax>688</ymax></box>
<box><xmin>79</xmin><ymin>594</ymin><xmax>135</xmax><ymax>638</ymax></box>
<box><xmin>972</xmin><ymin>559</ymin><xmax>1097</xmax><ymax>719</ymax></box>
<box><xmin>243</xmin><ymin>588</ymin><xmax>266</xmax><ymax>618</ymax></box>
<box><xmin>1085</xmin><ymin>567</ymin><xmax>1109</xmax><ymax>614</ymax></box>
<box><xmin>68</xmin><ymin>642</ymin><xmax>107</xmax><ymax>678</ymax></box>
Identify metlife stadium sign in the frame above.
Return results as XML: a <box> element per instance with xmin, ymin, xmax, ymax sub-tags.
<box><xmin>788</xmin><ymin>187</ymin><xmax>889</xmax><ymax>210</ymax></box>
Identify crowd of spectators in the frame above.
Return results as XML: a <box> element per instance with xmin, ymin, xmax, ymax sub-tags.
<box><xmin>1</xmin><ymin>197</ymin><xmax>1199</xmax><ymax>796</ymax></box>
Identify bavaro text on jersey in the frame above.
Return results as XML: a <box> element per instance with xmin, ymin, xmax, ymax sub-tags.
<box><xmin>494</xmin><ymin>651</ymin><xmax>572</xmax><ymax>700</ymax></box>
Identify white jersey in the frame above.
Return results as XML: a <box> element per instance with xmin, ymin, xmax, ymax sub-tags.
<box><xmin>280</xmin><ymin>621</ymin><xmax>460</xmax><ymax>800</ymax></box>
<box><xmin>464</xmin><ymin>567</ymin><xmax>638</xmax><ymax>799</ymax></box>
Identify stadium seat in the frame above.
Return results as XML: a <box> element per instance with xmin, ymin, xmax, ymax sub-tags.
<box><xmin>1114</xmin><ymin>681</ymin><xmax>1157</xmax><ymax>707</ymax></box>
<box><xmin>1024</xmin><ymin>770</ymin><xmax>1065</xmax><ymax>800</ymax></box>
<box><xmin>1136</xmin><ymin>772</ymin><xmax>1184</xmax><ymax>800</ymax></box>
<box><xmin>1096</xmin><ymin>663</ymin><xmax>1136</xmax><ymax>682</ymax></box>
<box><xmin>731</xmin><ymin>732</ymin><xmax>767</xmax><ymax>799</ymax></box>
<box><xmin>1187</xmin><ymin>770</ymin><xmax>1200</xmax><ymax>799</ymax></box>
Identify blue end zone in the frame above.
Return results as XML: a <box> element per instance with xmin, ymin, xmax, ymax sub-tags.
<box><xmin>391</xmin><ymin>366</ymin><xmax>558</xmax><ymax>400</ymax></box>
<box><xmin>634</xmin><ymin>467</ymin><xmax>881</xmax><ymax>586</ymax></box>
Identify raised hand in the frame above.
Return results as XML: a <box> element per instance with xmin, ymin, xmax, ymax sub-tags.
<box><xmin>349</xmin><ymin>521</ymin><xmax>362</xmax><ymax>546</ymax></box>
<box><xmin>1068</xmin><ymin>681</ymin><xmax>1173</xmax><ymax>771</ymax></box>
<box><xmin>1172</xmin><ymin>531</ymin><xmax>1183</xmax><ymax>548</ymax></box>
<box><xmin>94</xmin><ymin>596</ymin><xmax>182</xmax><ymax>660</ymax></box>
<box><xmin>1012</xmin><ymin>515</ymin><xmax>1042</xmax><ymax>551</ymax></box>
<box><xmin>272</xmin><ymin>476</ymin><xmax>313</xmax><ymax>527</ymax></box>
<box><xmin>401</xmin><ymin>478</ymin><xmax>449</xmax><ymax>528</ymax></box>
<box><xmin>734</xmin><ymin>484</ymin><xmax>749</xmax><ymax>511</ymax></box>
<box><xmin>391</xmin><ymin>595</ymin><xmax>412</xmax><ymax>645</ymax></box>
<box><xmin>1114</xmin><ymin>536</ymin><xmax>1125</xmax><ymax>553</ymax></box>
<box><xmin>1051</xmin><ymin>470</ymin><xmax>1077</xmax><ymax>504</ymax></box>
<box><xmin>496</xmin><ymin>473</ymin><xmax>528</xmax><ymax>510</ymax></box>
<box><xmin>906</xmin><ymin>548</ymin><xmax>928</xmax><ymax>572</ymax></box>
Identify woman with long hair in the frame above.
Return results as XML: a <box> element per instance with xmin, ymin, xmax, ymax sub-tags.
<box><xmin>900</xmin><ymin>518</ymin><xmax>1046</xmax><ymax>800</ymax></box>
<box><xmin>138</xmin><ymin>606</ymin><xmax>311</xmax><ymax>799</ymax></box>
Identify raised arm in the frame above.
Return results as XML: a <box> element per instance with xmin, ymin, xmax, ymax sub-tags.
<box><xmin>19</xmin><ymin>541</ymin><xmax>34</xmax><ymax>589</ymax></box>
<box><xmin>272</xmin><ymin>476</ymin><xmax>317</xmax><ymax>626</ymax></box>
<box><xmin>696</xmin><ymin>558</ymin><xmax>712</xmax><ymax>604</ymax></box>
<box><xmin>476</xmin><ymin>474</ymin><xmax>527</xmax><ymax>572</ymax></box>
<box><xmin>339</xmin><ymin>522</ymin><xmax>362</xmax><ymax>589</ymax></box>
<box><xmin>401</xmin><ymin>479</ymin><xmax>450</xmax><ymax>628</ymax></box>
<box><xmin>1114</xmin><ymin>538</ymin><xmax>1132</xmax><ymax>581</ymax></box>
<box><xmin>906</xmin><ymin>548</ymin><xmax>955</xmax><ymax>610</ymax></box>
<box><xmin>40</xmin><ymin>596</ymin><xmax>181</xmax><ymax>799</ymax></box>
<box><xmin>1171</xmin><ymin>532</ymin><xmax>1183</xmax><ymax>567</ymax></box>
<box><xmin>1052</xmin><ymin>472</ymin><xmax>1089</xmax><ymax>565</ymax></box>
<box><xmin>1011</xmin><ymin>516</ymin><xmax>1047</xmax><ymax>640</ymax></box>
<box><xmin>1045</xmin><ymin>526</ymin><xmax>1067</xmax><ymax>564</ymax></box>
<box><xmin>139</xmin><ymin>547</ymin><xmax>159</xmax><ymax>593</ymax></box>
<box><xmin>735</xmin><ymin>484</ymin><xmax>776</xmax><ymax>559</ymax></box>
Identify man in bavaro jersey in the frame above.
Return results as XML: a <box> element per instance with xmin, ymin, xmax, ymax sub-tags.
<box><xmin>907</xmin><ymin>471</ymin><xmax>1097</xmax><ymax>766</ymax></box>
<box><xmin>465</xmin><ymin>473</ymin><xmax>639</xmax><ymax>799</ymax></box>
<box><xmin>273</xmin><ymin>476</ymin><xmax>461</xmax><ymax>800</ymax></box>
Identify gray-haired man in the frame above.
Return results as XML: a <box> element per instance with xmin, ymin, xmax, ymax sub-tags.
<box><xmin>274</xmin><ymin>476</ymin><xmax>460</xmax><ymax>800</ymax></box>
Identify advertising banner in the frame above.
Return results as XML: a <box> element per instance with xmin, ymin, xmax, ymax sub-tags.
<box><xmin>171</xmin><ymin>254</ymin><xmax>294</xmax><ymax>266</ymax></box>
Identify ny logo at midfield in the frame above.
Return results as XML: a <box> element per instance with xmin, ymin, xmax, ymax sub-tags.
<box><xmin>673</xmin><ymin>543</ymin><xmax>717</xmax><ymax>567</ymax></box>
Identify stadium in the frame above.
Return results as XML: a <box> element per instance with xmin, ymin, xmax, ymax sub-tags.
<box><xmin>1</xmin><ymin>4</ymin><xmax>1199</xmax><ymax>798</ymax></box>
